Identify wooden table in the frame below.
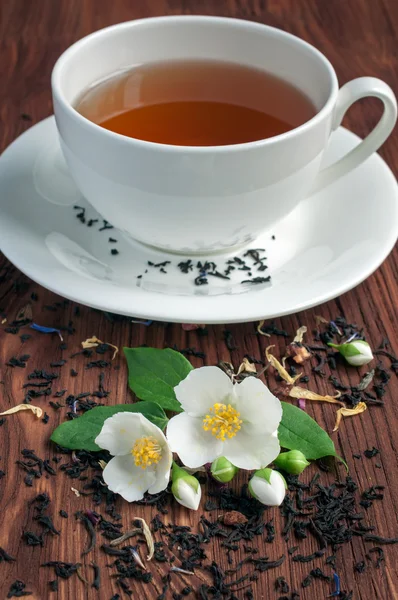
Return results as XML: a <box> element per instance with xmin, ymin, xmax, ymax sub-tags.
<box><xmin>1</xmin><ymin>1</ymin><xmax>397</xmax><ymax>598</ymax></box>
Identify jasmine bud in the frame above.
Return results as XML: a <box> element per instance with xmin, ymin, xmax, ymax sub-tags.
<box><xmin>274</xmin><ymin>449</ymin><xmax>310</xmax><ymax>475</ymax></box>
<box><xmin>210</xmin><ymin>457</ymin><xmax>239</xmax><ymax>483</ymax></box>
<box><xmin>328</xmin><ymin>340</ymin><xmax>373</xmax><ymax>367</ymax></box>
<box><xmin>171</xmin><ymin>463</ymin><xmax>201</xmax><ymax>511</ymax></box>
<box><xmin>248</xmin><ymin>468</ymin><xmax>287</xmax><ymax>506</ymax></box>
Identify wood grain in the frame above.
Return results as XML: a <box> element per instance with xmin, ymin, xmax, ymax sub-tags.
<box><xmin>0</xmin><ymin>1</ymin><xmax>398</xmax><ymax>598</ymax></box>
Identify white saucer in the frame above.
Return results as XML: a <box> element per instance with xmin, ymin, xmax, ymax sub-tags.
<box><xmin>0</xmin><ymin>117</ymin><xmax>397</xmax><ymax>324</ymax></box>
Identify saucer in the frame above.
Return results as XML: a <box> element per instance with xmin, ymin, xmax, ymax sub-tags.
<box><xmin>0</xmin><ymin>117</ymin><xmax>397</xmax><ymax>324</ymax></box>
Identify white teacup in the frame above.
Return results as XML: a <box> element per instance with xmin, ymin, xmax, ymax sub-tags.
<box><xmin>52</xmin><ymin>16</ymin><xmax>397</xmax><ymax>254</ymax></box>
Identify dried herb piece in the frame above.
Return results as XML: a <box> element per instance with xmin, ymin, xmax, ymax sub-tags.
<box><xmin>76</xmin><ymin>511</ymin><xmax>97</xmax><ymax>556</ymax></box>
<box><xmin>7</xmin><ymin>580</ymin><xmax>32</xmax><ymax>598</ymax></box>
<box><xmin>91</xmin><ymin>562</ymin><xmax>101</xmax><ymax>590</ymax></box>
<box><xmin>222</xmin><ymin>511</ymin><xmax>248</xmax><ymax>526</ymax></box>
<box><xmin>364</xmin><ymin>447</ymin><xmax>379</xmax><ymax>459</ymax></box>
<box><xmin>42</xmin><ymin>561</ymin><xmax>81</xmax><ymax>579</ymax></box>
<box><xmin>0</xmin><ymin>547</ymin><xmax>16</xmax><ymax>562</ymax></box>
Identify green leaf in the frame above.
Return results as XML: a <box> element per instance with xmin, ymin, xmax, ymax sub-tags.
<box><xmin>124</xmin><ymin>347</ymin><xmax>193</xmax><ymax>412</ymax></box>
<box><xmin>50</xmin><ymin>402</ymin><xmax>168</xmax><ymax>451</ymax></box>
<box><xmin>278</xmin><ymin>402</ymin><xmax>338</xmax><ymax>460</ymax></box>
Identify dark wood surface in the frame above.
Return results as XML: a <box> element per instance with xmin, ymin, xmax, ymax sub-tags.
<box><xmin>1</xmin><ymin>1</ymin><xmax>398</xmax><ymax>599</ymax></box>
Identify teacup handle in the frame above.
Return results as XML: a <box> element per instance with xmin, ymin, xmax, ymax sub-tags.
<box><xmin>311</xmin><ymin>77</ymin><xmax>397</xmax><ymax>194</ymax></box>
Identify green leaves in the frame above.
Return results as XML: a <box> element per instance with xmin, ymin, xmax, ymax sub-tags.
<box><xmin>50</xmin><ymin>402</ymin><xmax>168</xmax><ymax>451</ymax></box>
<box><xmin>278</xmin><ymin>402</ymin><xmax>337</xmax><ymax>460</ymax></box>
<box><xmin>124</xmin><ymin>347</ymin><xmax>193</xmax><ymax>412</ymax></box>
<box><xmin>50</xmin><ymin>347</ymin><xmax>191</xmax><ymax>453</ymax></box>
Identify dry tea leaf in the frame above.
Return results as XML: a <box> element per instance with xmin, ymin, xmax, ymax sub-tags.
<box><xmin>289</xmin><ymin>387</ymin><xmax>344</xmax><ymax>406</ymax></box>
<box><xmin>333</xmin><ymin>402</ymin><xmax>367</xmax><ymax>432</ymax></box>
<box><xmin>0</xmin><ymin>404</ymin><xmax>43</xmax><ymax>418</ymax></box>
<box><xmin>82</xmin><ymin>336</ymin><xmax>119</xmax><ymax>360</ymax></box>
<box><xmin>266</xmin><ymin>346</ymin><xmax>301</xmax><ymax>384</ymax></box>
<box><xmin>109</xmin><ymin>528</ymin><xmax>141</xmax><ymax>547</ymax></box>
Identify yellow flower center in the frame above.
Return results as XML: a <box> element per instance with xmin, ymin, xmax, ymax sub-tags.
<box><xmin>203</xmin><ymin>403</ymin><xmax>242</xmax><ymax>442</ymax></box>
<box><xmin>131</xmin><ymin>436</ymin><xmax>162</xmax><ymax>469</ymax></box>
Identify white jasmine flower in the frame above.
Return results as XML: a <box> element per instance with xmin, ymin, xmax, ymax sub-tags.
<box><xmin>166</xmin><ymin>366</ymin><xmax>282</xmax><ymax>470</ymax></box>
<box><xmin>95</xmin><ymin>412</ymin><xmax>172</xmax><ymax>502</ymax></box>
<box><xmin>249</xmin><ymin>468</ymin><xmax>287</xmax><ymax>506</ymax></box>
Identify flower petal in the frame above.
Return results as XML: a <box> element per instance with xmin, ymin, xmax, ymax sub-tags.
<box><xmin>174</xmin><ymin>366</ymin><xmax>233</xmax><ymax>416</ymax></box>
<box><xmin>95</xmin><ymin>412</ymin><xmax>150</xmax><ymax>456</ymax></box>
<box><xmin>148</xmin><ymin>446</ymin><xmax>173</xmax><ymax>495</ymax></box>
<box><xmin>234</xmin><ymin>377</ymin><xmax>282</xmax><ymax>435</ymax></box>
<box><xmin>223</xmin><ymin>429</ymin><xmax>280</xmax><ymax>470</ymax></box>
<box><xmin>103</xmin><ymin>454</ymin><xmax>156</xmax><ymax>502</ymax></box>
<box><xmin>166</xmin><ymin>412</ymin><xmax>223</xmax><ymax>468</ymax></box>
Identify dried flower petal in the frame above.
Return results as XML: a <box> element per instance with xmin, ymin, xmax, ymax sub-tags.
<box><xmin>293</xmin><ymin>326</ymin><xmax>307</xmax><ymax>343</ymax></box>
<box><xmin>71</xmin><ymin>487</ymin><xmax>81</xmax><ymax>497</ymax></box>
<box><xmin>0</xmin><ymin>404</ymin><xmax>43</xmax><ymax>418</ymax></box>
<box><xmin>133</xmin><ymin>517</ymin><xmax>154</xmax><ymax>561</ymax></box>
<box><xmin>257</xmin><ymin>320</ymin><xmax>271</xmax><ymax>337</ymax></box>
<box><xmin>98</xmin><ymin>460</ymin><xmax>107</xmax><ymax>470</ymax></box>
<box><xmin>236</xmin><ymin>357</ymin><xmax>257</xmax><ymax>377</ymax></box>
<box><xmin>31</xmin><ymin>323</ymin><xmax>63</xmax><ymax>341</ymax></box>
<box><xmin>81</xmin><ymin>336</ymin><xmax>118</xmax><ymax>360</ymax></box>
<box><xmin>333</xmin><ymin>402</ymin><xmax>367</xmax><ymax>432</ymax></box>
<box><xmin>266</xmin><ymin>346</ymin><xmax>301</xmax><ymax>384</ymax></box>
<box><xmin>289</xmin><ymin>387</ymin><xmax>344</xmax><ymax>406</ymax></box>
<box><xmin>315</xmin><ymin>315</ymin><xmax>329</xmax><ymax>325</ymax></box>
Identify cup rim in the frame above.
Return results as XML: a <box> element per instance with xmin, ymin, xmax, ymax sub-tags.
<box><xmin>52</xmin><ymin>15</ymin><xmax>339</xmax><ymax>153</ymax></box>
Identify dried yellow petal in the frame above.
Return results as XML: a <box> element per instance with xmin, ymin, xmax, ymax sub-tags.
<box><xmin>293</xmin><ymin>326</ymin><xmax>307</xmax><ymax>343</ymax></box>
<box><xmin>133</xmin><ymin>517</ymin><xmax>154</xmax><ymax>561</ymax></box>
<box><xmin>0</xmin><ymin>404</ymin><xmax>43</xmax><ymax>418</ymax></box>
<box><xmin>257</xmin><ymin>320</ymin><xmax>271</xmax><ymax>337</ymax></box>
<box><xmin>333</xmin><ymin>402</ymin><xmax>367</xmax><ymax>432</ymax></box>
<box><xmin>81</xmin><ymin>336</ymin><xmax>119</xmax><ymax>360</ymax></box>
<box><xmin>315</xmin><ymin>315</ymin><xmax>329</xmax><ymax>325</ymax></box>
<box><xmin>98</xmin><ymin>460</ymin><xmax>107</xmax><ymax>470</ymax></box>
<box><xmin>266</xmin><ymin>346</ymin><xmax>301</xmax><ymax>384</ymax></box>
<box><xmin>289</xmin><ymin>386</ymin><xmax>344</xmax><ymax>406</ymax></box>
<box><xmin>236</xmin><ymin>357</ymin><xmax>257</xmax><ymax>377</ymax></box>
